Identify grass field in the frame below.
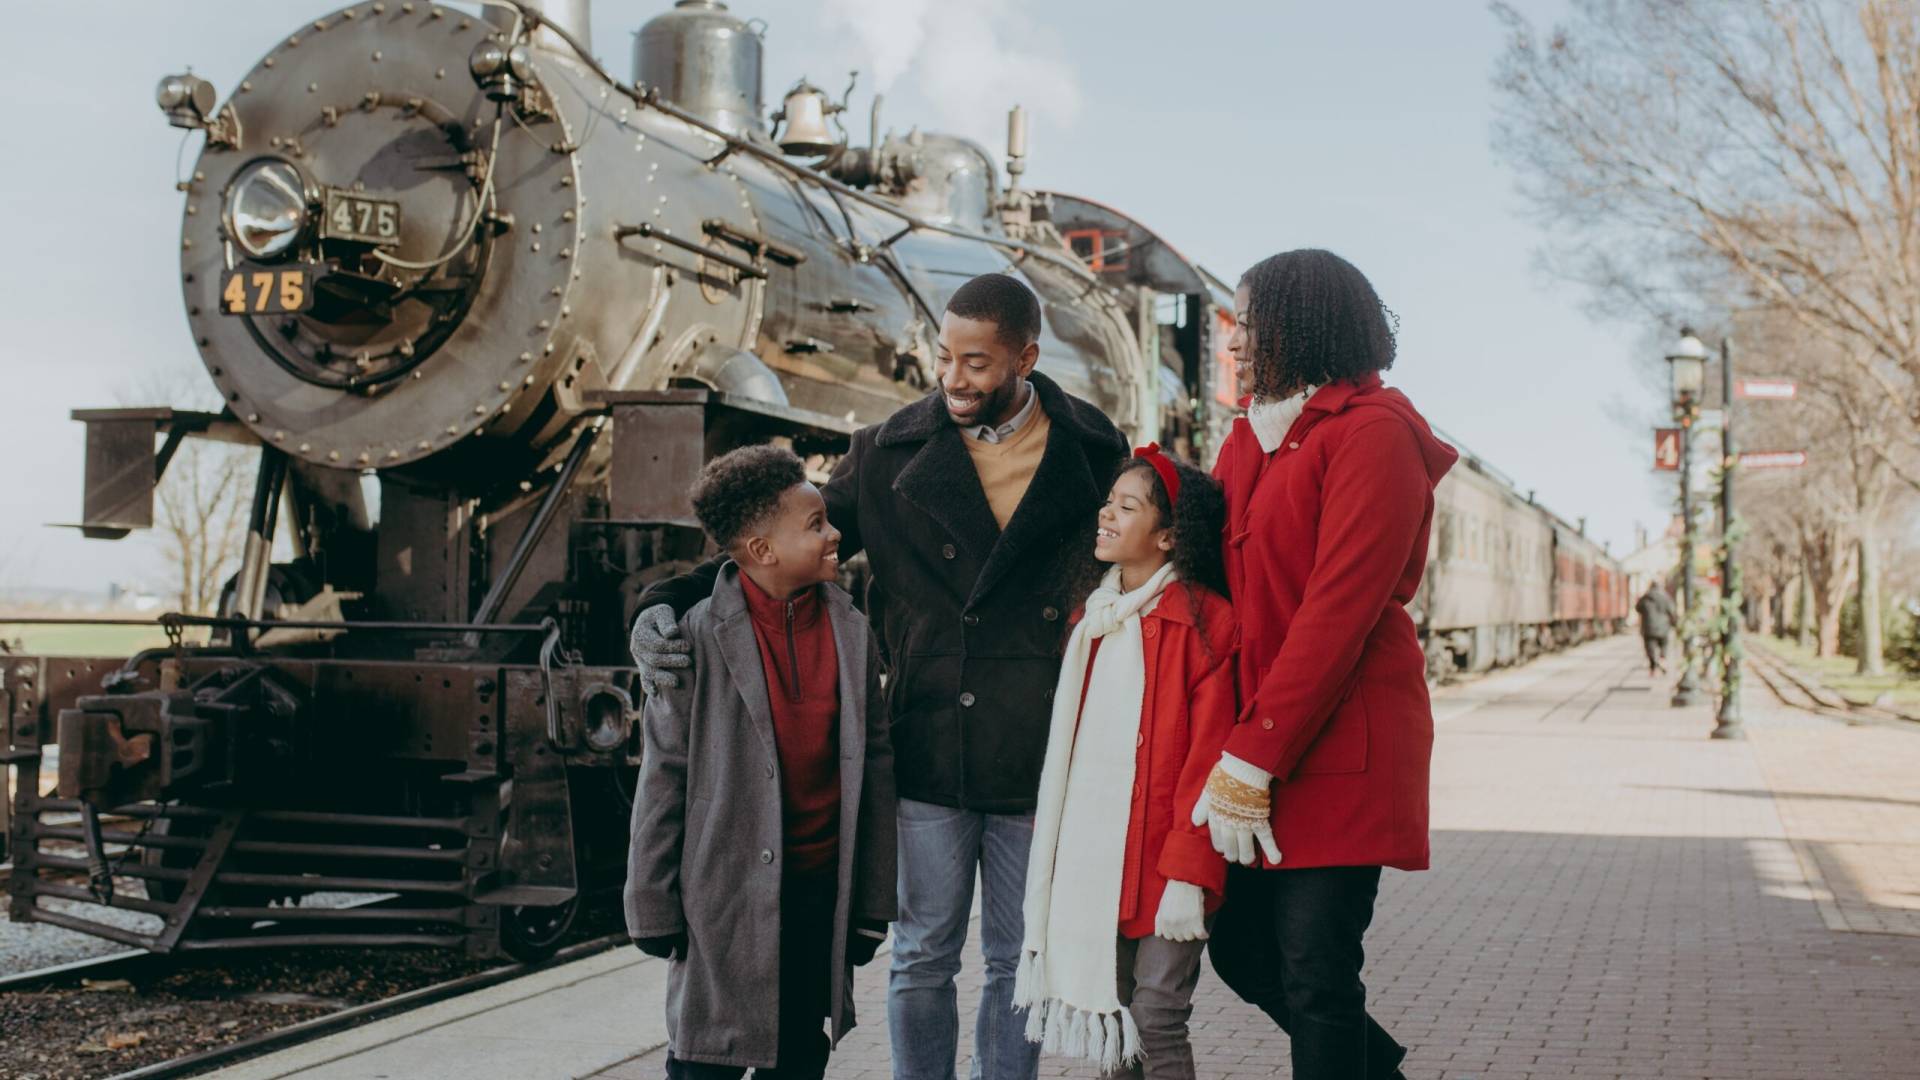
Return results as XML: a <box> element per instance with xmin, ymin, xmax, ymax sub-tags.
<box><xmin>1760</xmin><ymin>635</ymin><xmax>1920</xmax><ymax>711</ymax></box>
<box><xmin>0</xmin><ymin>622</ymin><xmax>180</xmax><ymax>657</ymax></box>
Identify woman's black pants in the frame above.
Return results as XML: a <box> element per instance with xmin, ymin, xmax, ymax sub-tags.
<box><xmin>1208</xmin><ymin>864</ymin><xmax>1407</xmax><ymax>1080</ymax></box>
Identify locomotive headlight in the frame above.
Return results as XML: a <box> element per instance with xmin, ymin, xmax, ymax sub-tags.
<box><xmin>223</xmin><ymin>160</ymin><xmax>310</xmax><ymax>260</ymax></box>
<box><xmin>470</xmin><ymin>39</ymin><xmax>533</xmax><ymax>102</ymax></box>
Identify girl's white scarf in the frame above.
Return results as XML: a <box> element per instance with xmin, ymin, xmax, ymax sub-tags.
<box><xmin>1014</xmin><ymin>561</ymin><xmax>1177</xmax><ymax>1071</ymax></box>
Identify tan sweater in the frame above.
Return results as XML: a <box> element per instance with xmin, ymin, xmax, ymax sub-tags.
<box><xmin>964</xmin><ymin>404</ymin><xmax>1052</xmax><ymax>530</ymax></box>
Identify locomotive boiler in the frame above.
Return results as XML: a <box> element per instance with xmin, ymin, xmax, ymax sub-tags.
<box><xmin>3</xmin><ymin>0</ymin><xmax>1235</xmax><ymax>957</ymax></box>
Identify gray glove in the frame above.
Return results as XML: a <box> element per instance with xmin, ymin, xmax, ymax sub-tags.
<box><xmin>630</xmin><ymin>603</ymin><xmax>692</xmax><ymax>696</ymax></box>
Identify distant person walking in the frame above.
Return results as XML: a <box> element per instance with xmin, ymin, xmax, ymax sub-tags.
<box><xmin>1635</xmin><ymin>584</ymin><xmax>1677</xmax><ymax>675</ymax></box>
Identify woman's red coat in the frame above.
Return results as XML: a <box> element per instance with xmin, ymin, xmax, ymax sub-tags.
<box><xmin>1076</xmin><ymin>585</ymin><xmax>1239</xmax><ymax>938</ymax></box>
<box><xmin>1212</xmin><ymin>374</ymin><xmax>1457</xmax><ymax>871</ymax></box>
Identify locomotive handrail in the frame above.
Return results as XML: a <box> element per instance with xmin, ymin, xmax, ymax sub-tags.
<box><xmin>613</xmin><ymin>222</ymin><xmax>768</xmax><ymax>280</ymax></box>
<box><xmin>478</xmin><ymin>0</ymin><xmax>1105</xmax><ymax>290</ymax></box>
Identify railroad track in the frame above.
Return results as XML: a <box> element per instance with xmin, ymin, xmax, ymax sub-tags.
<box><xmin>1745</xmin><ymin>645</ymin><xmax>1916</xmax><ymax>729</ymax></box>
<box><xmin>2</xmin><ymin>932</ymin><xmax>625</xmax><ymax>1080</ymax></box>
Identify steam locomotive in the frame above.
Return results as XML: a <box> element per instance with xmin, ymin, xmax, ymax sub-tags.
<box><xmin>2</xmin><ymin>0</ymin><xmax>1621</xmax><ymax>960</ymax></box>
<box><xmin>2</xmin><ymin>0</ymin><xmax>1239</xmax><ymax>959</ymax></box>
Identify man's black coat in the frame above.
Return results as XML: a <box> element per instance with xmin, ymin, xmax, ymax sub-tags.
<box><xmin>641</xmin><ymin>371</ymin><xmax>1127</xmax><ymax>812</ymax></box>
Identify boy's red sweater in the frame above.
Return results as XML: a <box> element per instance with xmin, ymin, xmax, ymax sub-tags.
<box><xmin>741</xmin><ymin>573</ymin><xmax>841</xmax><ymax>876</ymax></box>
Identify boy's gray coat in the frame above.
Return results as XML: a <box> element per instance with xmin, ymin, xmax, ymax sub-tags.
<box><xmin>624</xmin><ymin>563</ymin><xmax>897</xmax><ymax>1069</ymax></box>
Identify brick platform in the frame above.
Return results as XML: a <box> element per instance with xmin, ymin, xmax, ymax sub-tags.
<box><xmin>596</xmin><ymin>637</ymin><xmax>1920</xmax><ymax>1079</ymax></box>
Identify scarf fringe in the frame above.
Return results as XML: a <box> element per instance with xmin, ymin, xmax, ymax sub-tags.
<box><xmin>1014</xmin><ymin>949</ymin><xmax>1143</xmax><ymax>1070</ymax></box>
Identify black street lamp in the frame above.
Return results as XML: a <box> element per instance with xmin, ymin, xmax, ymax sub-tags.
<box><xmin>1713</xmin><ymin>337</ymin><xmax>1745</xmax><ymax>740</ymax></box>
<box><xmin>1667</xmin><ymin>329</ymin><xmax>1707</xmax><ymax>709</ymax></box>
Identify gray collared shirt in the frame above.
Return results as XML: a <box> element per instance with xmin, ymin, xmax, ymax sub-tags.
<box><xmin>963</xmin><ymin>380</ymin><xmax>1038</xmax><ymax>444</ymax></box>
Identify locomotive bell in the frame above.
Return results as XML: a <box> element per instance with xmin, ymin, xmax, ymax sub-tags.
<box><xmin>156</xmin><ymin>73</ymin><xmax>216</xmax><ymax>129</ymax></box>
<box><xmin>774</xmin><ymin>82</ymin><xmax>837</xmax><ymax>156</ymax></box>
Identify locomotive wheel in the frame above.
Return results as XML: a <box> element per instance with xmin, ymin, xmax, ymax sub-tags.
<box><xmin>501</xmin><ymin>896</ymin><xmax>581</xmax><ymax>962</ymax></box>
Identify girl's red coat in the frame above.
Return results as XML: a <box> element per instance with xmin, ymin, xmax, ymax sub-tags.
<box><xmin>1211</xmin><ymin>374</ymin><xmax>1457</xmax><ymax>872</ymax></box>
<box><xmin>1077</xmin><ymin>585</ymin><xmax>1239</xmax><ymax>939</ymax></box>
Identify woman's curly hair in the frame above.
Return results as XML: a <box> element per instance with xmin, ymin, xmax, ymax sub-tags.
<box><xmin>1241</xmin><ymin>248</ymin><xmax>1398</xmax><ymax>401</ymax></box>
<box><xmin>1067</xmin><ymin>456</ymin><xmax>1229</xmax><ymax>639</ymax></box>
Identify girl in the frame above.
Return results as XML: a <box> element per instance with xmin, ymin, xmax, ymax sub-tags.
<box><xmin>1014</xmin><ymin>444</ymin><xmax>1237</xmax><ymax>1079</ymax></box>
<box><xmin>1191</xmin><ymin>249</ymin><xmax>1456</xmax><ymax>1080</ymax></box>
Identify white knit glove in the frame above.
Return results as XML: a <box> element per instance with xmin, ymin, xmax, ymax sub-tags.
<box><xmin>1154</xmin><ymin>880</ymin><xmax>1208</xmax><ymax>942</ymax></box>
<box><xmin>1190</xmin><ymin>752</ymin><xmax>1283</xmax><ymax>866</ymax></box>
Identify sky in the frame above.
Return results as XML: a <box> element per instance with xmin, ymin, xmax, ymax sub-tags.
<box><xmin>0</xmin><ymin>0</ymin><xmax>1672</xmax><ymax>597</ymax></box>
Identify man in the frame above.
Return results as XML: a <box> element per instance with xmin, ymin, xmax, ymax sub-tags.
<box><xmin>1635</xmin><ymin>583</ymin><xmax>1677</xmax><ymax>675</ymax></box>
<box><xmin>630</xmin><ymin>272</ymin><xmax>1128</xmax><ymax>1080</ymax></box>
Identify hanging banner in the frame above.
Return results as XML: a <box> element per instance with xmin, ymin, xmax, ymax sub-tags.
<box><xmin>1652</xmin><ymin>428</ymin><xmax>1681</xmax><ymax>472</ymax></box>
<box><xmin>1739</xmin><ymin>450</ymin><xmax>1807</xmax><ymax>469</ymax></box>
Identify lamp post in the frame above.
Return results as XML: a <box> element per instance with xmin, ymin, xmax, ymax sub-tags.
<box><xmin>1713</xmin><ymin>337</ymin><xmax>1745</xmax><ymax>739</ymax></box>
<box><xmin>1667</xmin><ymin>329</ymin><xmax>1707</xmax><ymax>709</ymax></box>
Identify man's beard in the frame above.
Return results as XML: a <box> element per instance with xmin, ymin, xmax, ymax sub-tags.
<box><xmin>949</xmin><ymin>377</ymin><xmax>1025</xmax><ymax>428</ymax></box>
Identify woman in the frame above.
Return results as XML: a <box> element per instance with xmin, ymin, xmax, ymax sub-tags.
<box><xmin>1188</xmin><ymin>249</ymin><xmax>1456</xmax><ymax>1080</ymax></box>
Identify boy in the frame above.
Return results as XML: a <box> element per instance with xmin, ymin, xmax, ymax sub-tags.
<box><xmin>625</xmin><ymin>445</ymin><xmax>897</xmax><ymax>1079</ymax></box>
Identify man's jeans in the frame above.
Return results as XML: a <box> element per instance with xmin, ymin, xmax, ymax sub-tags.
<box><xmin>888</xmin><ymin>799</ymin><xmax>1041</xmax><ymax>1080</ymax></box>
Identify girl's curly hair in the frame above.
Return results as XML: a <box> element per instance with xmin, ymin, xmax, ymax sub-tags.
<box><xmin>1067</xmin><ymin>456</ymin><xmax>1229</xmax><ymax>638</ymax></box>
<box><xmin>1241</xmin><ymin>248</ymin><xmax>1398</xmax><ymax>401</ymax></box>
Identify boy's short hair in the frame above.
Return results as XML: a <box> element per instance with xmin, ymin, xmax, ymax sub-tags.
<box><xmin>945</xmin><ymin>272</ymin><xmax>1043</xmax><ymax>349</ymax></box>
<box><xmin>689</xmin><ymin>444</ymin><xmax>808</xmax><ymax>551</ymax></box>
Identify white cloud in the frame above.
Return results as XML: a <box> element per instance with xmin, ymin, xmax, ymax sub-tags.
<box><xmin>820</xmin><ymin>0</ymin><xmax>1083</xmax><ymax>151</ymax></box>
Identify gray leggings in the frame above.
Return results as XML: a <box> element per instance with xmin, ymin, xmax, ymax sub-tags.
<box><xmin>1099</xmin><ymin>933</ymin><xmax>1209</xmax><ymax>1080</ymax></box>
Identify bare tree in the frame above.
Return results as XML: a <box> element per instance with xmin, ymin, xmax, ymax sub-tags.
<box><xmin>1740</xmin><ymin>304</ymin><xmax>1910</xmax><ymax>670</ymax></box>
<box><xmin>123</xmin><ymin>370</ymin><xmax>257</xmax><ymax>616</ymax></box>
<box><xmin>154</xmin><ymin>440</ymin><xmax>254</xmax><ymax>615</ymax></box>
<box><xmin>1492</xmin><ymin>0</ymin><xmax>1920</xmax><ymax>479</ymax></box>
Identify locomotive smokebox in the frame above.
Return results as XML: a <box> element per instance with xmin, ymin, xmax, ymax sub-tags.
<box><xmin>635</xmin><ymin>0</ymin><xmax>766</xmax><ymax>138</ymax></box>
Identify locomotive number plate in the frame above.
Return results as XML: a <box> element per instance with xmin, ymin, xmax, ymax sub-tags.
<box><xmin>321</xmin><ymin>190</ymin><xmax>402</xmax><ymax>246</ymax></box>
<box><xmin>221</xmin><ymin>266</ymin><xmax>314</xmax><ymax>315</ymax></box>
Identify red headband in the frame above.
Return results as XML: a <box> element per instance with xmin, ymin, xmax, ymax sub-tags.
<box><xmin>1132</xmin><ymin>443</ymin><xmax>1182</xmax><ymax>506</ymax></box>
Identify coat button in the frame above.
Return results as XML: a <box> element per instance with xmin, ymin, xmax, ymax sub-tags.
<box><xmin>942</xmin><ymin>544</ymin><xmax>957</xmax><ymax>559</ymax></box>
<box><xmin>959</xmin><ymin>692</ymin><xmax>976</xmax><ymax>707</ymax></box>
<box><xmin>1287</xmin><ymin>441</ymin><xmax>1299</xmax><ymax>450</ymax></box>
<box><xmin>1143</xmin><ymin>622</ymin><xmax>1158</xmax><ymax>638</ymax></box>
<box><xmin>963</xmin><ymin>614</ymin><xmax>979</xmax><ymax>627</ymax></box>
<box><xmin>1136</xmin><ymin>732</ymin><xmax>1145</xmax><ymax>748</ymax></box>
<box><xmin>760</xmin><ymin>849</ymin><xmax>774</xmax><ymax>864</ymax></box>
<box><xmin>1042</xmin><ymin>606</ymin><xmax>1059</xmax><ymax>621</ymax></box>
<box><xmin>765</xmin><ymin>763</ymin><xmax>775</xmax><ymax>779</ymax></box>
<box><xmin>1261</xmin><ymin>717</ymin><xmax>1275</xmax><ymax>730</ymax></box>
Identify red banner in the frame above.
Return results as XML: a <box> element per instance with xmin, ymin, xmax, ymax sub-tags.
<box><xmin>1653</xmin><ymin>428</ymin><xmax>1681</xmax><ymax>472</ymax></box>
